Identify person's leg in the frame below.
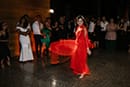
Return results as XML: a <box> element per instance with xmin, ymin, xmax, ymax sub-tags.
<box><xmin>6</xmin><ymin>46</ymin><xmax>11</xmax><ymax>66</ymax></box>
<box><xmin>34</xmin><ymin>35</ymin><xmax>39</xmax><ymax>57</ymax></box>
<box><xmin>112</xmin><ymin>40</ymin><xmax>116</xmax><ymax>51</ymax></box>
<box><xmin>106</xmin><ymin>40</ymin><xmax>110</xmax><ymax>51</ymax></box>
<box><xmin>41</xmin><ymin>43</ymin><xmax>46</xmax><ymax>57</ymax></box>
<box><xmin>39</xmin><ymin>40</ymin><xmax>42</xmax><ymax>57</ymax></box>
<box><xmin>1</xmin><ymin>59</ymin><xmax>4</xmax><ymax>68</ymax></box>
<box><xmin>7</xmin><ymin>56</ymin><xmax>11</xmax><ymax>66</ymax></box>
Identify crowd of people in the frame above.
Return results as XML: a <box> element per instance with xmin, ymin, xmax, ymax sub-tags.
<box><xmin>0</xmin><ymin>14</ymin><xmax>130</xmax><ymax>79</ymax></box>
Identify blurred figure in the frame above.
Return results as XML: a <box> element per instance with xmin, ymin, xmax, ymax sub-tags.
<box><xmin>32</xmin><ymin>15</ymin><xmax>43</xmax><ymax>58</ymax></box>
<box><xmin>16</xmin><ymin>15</ymin><xmax>34</xmax><ymax>62</ymax></box>
<box><xmin>100</xmin><ymin>16</ymin><xmax>108</xmax><ymax>49</ymax></box>
<box><xmin>88</xmin><ymin>17</ymin><xmax>95</xmax><ymax>42</ymax></box>
<box><xmin>126</xmin><ymin>19</ymin><xmax>130</xmax><ymax>53</ymax></box>
<box><xmin>94</xmin><ymin>18</ymin><xmax>102</xmax><ymax>48</ymax></box>
<box><xmin>58</xmin><ymin>16</ymin><xmax>67</xmax><ymax>39</ymax></box>
<box><xmin>105</xmin><ymin>18</ymin><xmax>117</xmax><ymax>52</ymax></box>
<box><xmin>0</xmin><ymin>21</ymin><xmax>11</xmax><ymax>68</ymax></box>
<box><xmin>117</xmin><ymin>18</ymin><xmax>127</xmax><ymax>50</ymax></box>
<box><xmin>41</xmin><ymin>18</ymin><xmax>52</xmax><ymax>57</ymax></box>
<box><xmin>51</xmin><ymin>20</ymin><xmax>60</xmax><ymax>42</ymax></box>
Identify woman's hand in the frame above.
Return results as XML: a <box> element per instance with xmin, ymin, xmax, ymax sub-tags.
<box><xmin>87</xmin><ymin>48</ymin><xmax>91</xmax><ymax>55</ymax></box>
<box><xmin>75</xmin><ymin>39</ymin><xmax>78</xmax><ymax>45</ymax></box>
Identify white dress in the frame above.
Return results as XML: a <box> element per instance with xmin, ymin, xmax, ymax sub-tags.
<box><xmin>16</xmin><ymin>25</ymin><xmax>34</xmax><ymax>62</ymax></box>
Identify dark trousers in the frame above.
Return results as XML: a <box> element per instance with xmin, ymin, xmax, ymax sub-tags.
<box><xmin>34</xmin><ymin>35</ymin><xmax>42</xmax><ymax>57</ymax></box>
<box><xmin>106</xmin><ymin>40</ymin><xmax>116</xmax><ymax>52</ymax></box>
<box><xmin>99</xmin><ymin>31</ymin><xmax>106</xmax><ymax>49</ymax></box>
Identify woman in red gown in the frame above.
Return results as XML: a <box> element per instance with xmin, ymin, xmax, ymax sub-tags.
<box><xmin>70</xmin><ymin>15</ymin><xmax>91</xmax><ymax>79</ymax></box>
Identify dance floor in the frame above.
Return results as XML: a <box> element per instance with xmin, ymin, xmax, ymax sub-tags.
<box><xmin>0</xmin><ymin>49</ymin><xmax>130</xmax><ymax>87</ymax></box>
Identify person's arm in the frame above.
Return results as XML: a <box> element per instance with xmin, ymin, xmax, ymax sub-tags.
<box><xmin>84</xmin><ymin>27</ymin><xmax>92</xmax><ymax>55</ymax></box>
<box><xmin>26</xmin><ymin>24</ymin><xmax>32</xmax><ymax>34</ymax></box>
<box><xmin>16</xmin><ymin>26</ymin><xmax>28</xmax><ymax>36</ymax></box>
<box><xmin>123</xmin><ymin>23</ymin><xmax>127</xmax><ymax>31</ymax></box>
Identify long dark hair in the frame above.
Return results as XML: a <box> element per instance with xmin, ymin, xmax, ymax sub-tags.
<box><xmin>75</xmin><ymin>15</ymin><xmax>88</xmax><ymax>30</ymax></box>
<box><xmin>19</xmin><ymin>16</ymin><xmax>29</xmax><ymax>28</ymax></box>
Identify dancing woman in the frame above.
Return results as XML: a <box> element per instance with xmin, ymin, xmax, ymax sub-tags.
<box><xmin>70</xmin><ymin>15</ymin><xmax>91</xmax><ymax>79</ymax></box>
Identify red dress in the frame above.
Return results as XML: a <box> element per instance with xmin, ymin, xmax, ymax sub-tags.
<box><xmin>70</xmin><ymin>25</ymin><xmax>90</xmax><ymax>75</ymax></box>
<box><xmin>49</xmin><ymin>39</ymin><xmax>77</xmax><ymax>64</ymax></box>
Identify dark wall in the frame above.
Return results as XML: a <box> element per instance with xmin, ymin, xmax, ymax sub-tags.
<box><xmin>51</xmin><ymin>0</ymin><xmax>128</xmax><ymax>18</ymax></box>
<box><xmin>0</xmin><ymin>0</ymin><xmax>50</xmax><ymax>56</ymax></box>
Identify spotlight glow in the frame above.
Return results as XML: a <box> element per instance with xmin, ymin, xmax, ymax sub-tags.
<box><xmin>49</xmin><ymin>9</ymin><xmax>54</xmax><ymax>14</ymax></box>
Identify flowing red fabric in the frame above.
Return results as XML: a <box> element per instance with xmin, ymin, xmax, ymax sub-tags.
<box><xmin>49</xmin><ymin>39</ymin><xmax>77</xmax><ymax>56</ymax></box>
<box><xmin>70</xmin><ymin>25</ymin><xmax>90</xmax><ymax>75</ymax></box>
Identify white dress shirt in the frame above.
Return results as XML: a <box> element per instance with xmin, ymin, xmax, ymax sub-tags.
<box><xmin>32</xmin><ymin>21</ymin><xmax>43</xmax><ymax>35</ymax></box>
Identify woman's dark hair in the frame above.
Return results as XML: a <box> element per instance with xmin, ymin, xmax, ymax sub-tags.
<box><xmin>76</xmin><ymin>15</ymin><xmax>87</xmax><ymax>26</ymax></box>
<box><xmin>19</xmin><ymin>16</ymin><xmax>29</xmax><ymax>28</ymax></box>
<box><xmin>75</xmin><ymin>15</ymin><xmax>88</xmax><ymax>30</ymax></box>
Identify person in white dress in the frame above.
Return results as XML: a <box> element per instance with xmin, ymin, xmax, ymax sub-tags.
<box><xmin>16</xmin><ymin>15</ymin><xmax>34</xmax><ymax>62</ymax></box>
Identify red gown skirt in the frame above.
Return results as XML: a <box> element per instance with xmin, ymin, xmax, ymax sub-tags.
<box><xmin>49</xmin><ymin>39</ymin><xmax>77</xmax><ymax>56</ymax></box>
<box><xmin>49</xmin><ymin>39</ymin><xmax>77</xmax><ymax>64</ymax></box>
<box><xmin>70</xmin><ymin>43</ymin><xmax>90</xmax><ymax>75</ymax></box>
